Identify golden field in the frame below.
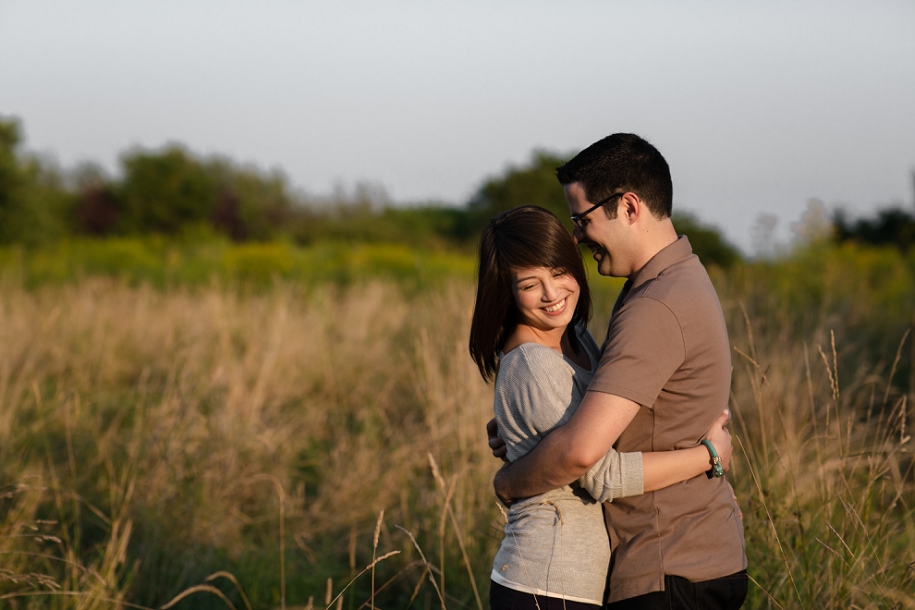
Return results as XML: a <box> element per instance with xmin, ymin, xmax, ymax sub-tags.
<box><xmin>1</xmin><ymin>240</ymin><xmax>913</xmax><ymax>609</ymax></box>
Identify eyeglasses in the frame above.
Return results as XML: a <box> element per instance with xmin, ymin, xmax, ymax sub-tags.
<box><xmin>569</xmin><ymin>192</ymin><xmax>624</xmax><ymax>228</ymax></box>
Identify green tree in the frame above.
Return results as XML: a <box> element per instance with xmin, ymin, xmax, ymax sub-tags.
<box><xmin>672</xmin><ymin>211</ymin><xmax>742</xmax><ymax>268</ymax></box>
<box><xmin>205</xmin><ymin>159</ymin><xmax>295</xmax><ymax>241</ymax></box>
<box><xmin>0</xmin><ymin>117</ymin><xmax>25</xmax><ymax>243</ymax></box>
<box><xmin>464</xmin><ymin>150</ymin><xmax>570</xmax><ymax>238</ymax></box>
<box><xmin>833</xmin><ymin>206</ymin><xmax>915</xmax><ymax>252</ymax></box>
<box><xmin>0</xmin><ymin>116</ymin><xmax>71</xmax><ymax>245</ymax></box>
<box><xmin>72</xmin><ymin>163</ymin><xmax>121</xmax><ymax>236</ymax></box>
<box><xmin>118</xmin><ymin>145</ymin><xmax>219</xmax><ymax>235</ymax></box>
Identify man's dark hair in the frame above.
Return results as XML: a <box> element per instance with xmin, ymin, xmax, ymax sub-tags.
<box><xmin>469</xmin><ymin>205</ymin><xmax>591</xmax><ymax>382</ymax></box>
<box><xmin>556</xmin><ymin>133</ymin><xmax>673</xmax><ymax>219</ymax></box>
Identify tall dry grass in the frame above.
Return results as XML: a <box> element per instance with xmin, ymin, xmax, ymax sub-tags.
<box><xmin>0</xmin><ymin>262</ymin><xmax>913</xmax><ymax>608</ymax></box>
<box><xmin>720</xmin><ymin>293</ymin><xmax>915</xmax><ymax>608</ymax></box>
<box><xmin>0</xmin><ymin>277</ymin><xmax>498</xmax><ymax>609</ymax></box>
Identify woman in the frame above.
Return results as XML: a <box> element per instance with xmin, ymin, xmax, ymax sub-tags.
<box><xmin>469</xmin><ymin>206</ymin><xmax>732</xmax><ymax>610</ymax></box>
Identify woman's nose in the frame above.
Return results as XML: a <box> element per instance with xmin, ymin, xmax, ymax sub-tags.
<box><xmin>541</xmin><ymin>279</ymin><xmax>558</xmax><ymax>301</ymax></box>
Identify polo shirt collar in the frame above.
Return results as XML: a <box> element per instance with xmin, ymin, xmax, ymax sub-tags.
<box><xmin>628</xmin><ymin>235</ymin><xmax>694</xmax><ymax>290</ymax></box>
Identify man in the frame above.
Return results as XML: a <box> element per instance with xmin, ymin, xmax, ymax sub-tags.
<box><xmin>491</xmin><ymin>133</ymin><xmax>747</xmax><ymax>609</ymax></box>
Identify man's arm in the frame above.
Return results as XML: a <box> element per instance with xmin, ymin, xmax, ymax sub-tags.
<box><xmin>579</xmin><ymin>409</ymin><xmax>733</xmax><ymax>502</ymax></box>
<box><xmin>494</xmin><ymin>390</ymin><xmax>640</xmax><ymax>504</ymax></box>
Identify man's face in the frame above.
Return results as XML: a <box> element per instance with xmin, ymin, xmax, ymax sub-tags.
<box><xmin>565</xmin><ymin>182</ymin><xmax>630</xmax><ymax>278</ymax></box>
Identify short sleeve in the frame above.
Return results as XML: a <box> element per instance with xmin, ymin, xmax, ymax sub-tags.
<box><xmin>493</xmin><ymin>345</ymin><xmax>578</xmax><ymax>463</ymax></box>
<box><xmin>589</xmin><ymin>297</ymin><xmax>685</xmax><ymax>408</ymax></box>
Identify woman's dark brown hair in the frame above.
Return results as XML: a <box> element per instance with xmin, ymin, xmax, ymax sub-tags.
<box><xmin>469</xmin><ymin>205</ymin><xmax>591</xmax><ymax>382</ymax></box>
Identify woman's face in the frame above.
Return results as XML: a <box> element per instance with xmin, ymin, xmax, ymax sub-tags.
<box><xmin>510</xmin><ymin>266</ymin><xmax>580</xmax><ymax>333</ymax></box>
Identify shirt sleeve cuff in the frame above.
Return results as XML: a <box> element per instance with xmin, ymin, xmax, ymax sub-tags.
<box><xmin>577</xmin><ymin>449</ymin><xmax>644</xmax><ymax>503</ymax></box>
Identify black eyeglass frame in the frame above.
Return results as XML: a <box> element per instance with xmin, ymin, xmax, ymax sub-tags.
<box><xmin>569</xmin><ymin>192</ymin><xmax>624</xmax><ymax>228</ymax></box>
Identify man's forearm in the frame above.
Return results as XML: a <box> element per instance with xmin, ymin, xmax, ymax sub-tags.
<box><xmin>493</xmin><ymin>391</ymin><xmax>642</xmax><ymax>504</ymax></box>
<box><xmin>494</xmin><ymin>426</ymin><xmax>590</xmax><ymax>503</ymax></box>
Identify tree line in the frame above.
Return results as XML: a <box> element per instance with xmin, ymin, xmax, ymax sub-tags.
<box><xmin>2</xmin><ymin>116</ymin><xmax>911</xmax><ymax>267</ymax></box>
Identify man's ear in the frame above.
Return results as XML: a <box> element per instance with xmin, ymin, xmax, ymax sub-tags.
<box><xmin>619</xmin><ymin>192</ymin><xmax>642</xmax><ymax>225</ymax></box>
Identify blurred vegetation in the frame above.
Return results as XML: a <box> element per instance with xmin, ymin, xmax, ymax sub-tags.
<box><xmin>671</xmin><ymin>211</ymin><xmax>740</xmax><ymax>268</ymax></box>
<box><xmin>0</xmin><ymin>119</ymin><xmax>72</xmax><ymax>246</ymax></box>
<box><xmin>833</xmin><ymin>205</ymin><xmax>915</xmax><ymax>252</ymax></box>
<box><xmin>2</xmin><ymin>114</ymin><xmax>749</xmax><ymax>268</ymax></box>
<box><xmin>465</xmin><ymin>150</ymin><xmax>570</xmax><ymax>236</ymax></box>
<box><xmin>5</xmin><ymin>114</ymin><xmax>914</xmax><ymax>269</ymax></box>
<box><xmin>0</xmin><ymin>237</ymin><xmax>475</xmax><ymax>292</ymax></box>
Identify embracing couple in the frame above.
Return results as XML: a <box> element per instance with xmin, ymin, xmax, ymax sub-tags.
<box><xmin>469</xmin><ymin>133</ymin><xmax>747</xmax><ymax>610</ymax></box>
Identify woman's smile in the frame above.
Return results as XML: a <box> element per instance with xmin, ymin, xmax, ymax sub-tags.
<box><xmin>511</xmin><ymin>266</ymin><xmax>579</xmax><ymax>333</ymax></box>
<box><xmin>543</xmin><ymin>297</ymin><xmax>567</xmax><ymax>314</ymax></box>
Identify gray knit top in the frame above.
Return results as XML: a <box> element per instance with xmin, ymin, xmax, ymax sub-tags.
<box><xmin>490</xmin><ymin>323</ymin><xmax>644</xmax><ymax>605</ymax></box>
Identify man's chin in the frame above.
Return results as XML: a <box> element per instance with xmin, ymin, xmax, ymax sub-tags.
<box><xmin>593</xmin><ymin>257</ymin><xmax>612</xmax><ymax>276</ymax></box>
<box><xmin>595</xmin><ymin>262</ymin><xmax>623</xmax><ymax>278</ymax></box>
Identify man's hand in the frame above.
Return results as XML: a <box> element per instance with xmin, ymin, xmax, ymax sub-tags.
<box><xmin>704</xmin><ymin>409</ymin><xmax>733</xmax><ymax>472</ymax></box>
<box><xmin>493</xmin><ymin>462</ymin><xmax>514</xmax><ymax>506</ymax></box>
<box><xmin>486</xmin><ymin>418</ymin><xmax>508</xmax><ymax>461</ymax></box>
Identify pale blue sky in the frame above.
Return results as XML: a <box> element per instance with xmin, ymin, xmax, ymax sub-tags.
<box><xmin>2</xmin><ymin>0</ymin><xmax>914</xmax><ymax>253</ymax></box>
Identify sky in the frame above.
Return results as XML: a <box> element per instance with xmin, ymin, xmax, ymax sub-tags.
<box><xmin>2</xmin><ymin>0</ymin><xmax>914</xmax><ymax>254</ymax></box>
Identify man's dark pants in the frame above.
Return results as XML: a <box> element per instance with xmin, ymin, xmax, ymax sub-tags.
<box><xmin>605</xmin><ymin>571</ymin><xmax>747</xmax><ymax>610</ymax></box>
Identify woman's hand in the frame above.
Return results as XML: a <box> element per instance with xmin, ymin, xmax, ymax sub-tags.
<box><xmin>704</xmin><ymin>409</ymin><xmax>733</xmax><ymax>472</ymax></box>
<box><xmin>486</xmin><ymin>418</ymin><xmax>508</xmax><ymax>461</ymax></box>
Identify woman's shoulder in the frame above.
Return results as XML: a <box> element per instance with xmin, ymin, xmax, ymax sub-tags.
<box><xmin>496</xmin><ymin>343</ymin><xmax>575</xmax><ymax>400</ymax></box>
<box><xmin>500</xmin><ymin>342</ymin><xmax>566</xmax><ymax>373</ymax></box>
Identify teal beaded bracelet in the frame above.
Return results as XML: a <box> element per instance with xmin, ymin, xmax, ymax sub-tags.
<box><xmin>701</xmin><ymin>440</ymin><xmax>725</xmax><ymax>478</ymax></box>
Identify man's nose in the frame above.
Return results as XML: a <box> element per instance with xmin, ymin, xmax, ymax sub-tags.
<box><xmin>571</xmin><ymin>225</ymin><xmax>583</xmax><ymax>244</ymax></box>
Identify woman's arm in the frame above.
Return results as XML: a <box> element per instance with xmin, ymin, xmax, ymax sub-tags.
<box><xmin>643</xmin><ymin>410</ymin><xmax>733</xmax><ymax>491</ymax></box>
<box><xmin>578</xmin><ymin>409</ymin><xmax>733</xmax><ymax>501</ymax></box>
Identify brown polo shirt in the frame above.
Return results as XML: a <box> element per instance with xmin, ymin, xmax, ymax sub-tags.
<box><xmin>589</xmin><ymin>236</ymin><xmax>747</xmax><ymax>603</ymax></box>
